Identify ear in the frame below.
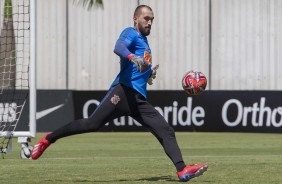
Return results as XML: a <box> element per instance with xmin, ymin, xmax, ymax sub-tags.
<box><xmin>133</xmin><ymin>16</ymin><xmax>138</xmax><ymax>24</ymax></box>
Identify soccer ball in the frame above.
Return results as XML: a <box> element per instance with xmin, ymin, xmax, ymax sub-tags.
<box><xmin>20</xmin><ymin>143</ymin><xmax>33</xmax><ymax>159</ymax></box>
<box><xmin>182</xmin><ymin>70</ymin><xmax>207</xmax><ymax>95</ymax></box>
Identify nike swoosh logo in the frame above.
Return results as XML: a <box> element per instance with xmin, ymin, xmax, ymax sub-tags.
<box><xmin>36</xmin><ymin>104</ymin><xmax>64</xmax><ymax>120</ymax></box>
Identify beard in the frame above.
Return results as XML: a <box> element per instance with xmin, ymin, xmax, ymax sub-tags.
<box><xmin>138</xmin><ymin>26</ymin><xmax>151</xmax><ymax>36</ymax></box>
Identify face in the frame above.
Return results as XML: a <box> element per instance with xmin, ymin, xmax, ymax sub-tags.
<box><xmin>134</xmin><ymin>8</ymin><xmax>154</xmax><ymax>36</ymax></box>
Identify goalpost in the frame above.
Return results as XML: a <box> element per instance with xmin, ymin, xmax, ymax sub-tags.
<box><xmin>0</xmin><ymin>0</ymin><xmax>36</xmax><ymax>158</ymax></box>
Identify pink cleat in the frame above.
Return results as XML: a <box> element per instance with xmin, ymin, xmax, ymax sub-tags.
<box><xmin>31</xmin><ymin>132</ymin><xmax>52</xmax><ymax>160</ymax></box>
<box><xmin>177</xmin><ymin>163</ymin><xmax>208</xmax><ymax>182</ymax></box>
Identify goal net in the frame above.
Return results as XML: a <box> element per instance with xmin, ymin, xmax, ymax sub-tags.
<box><xmin>0</xmin><ymin>0</ymin><xmax>36</xmax><ymax>155</ymax></box>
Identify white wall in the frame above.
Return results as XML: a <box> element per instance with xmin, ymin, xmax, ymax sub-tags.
<box><xmin>212</xmin><ymin>0</ymin><xmax>282</xmax><ymax>90</ymax></box>
<box><xmin>37</xmin><ymin>0</ymin><xmax>67</xmax><ymax>89</ymax></box>
<box><xmin>36</xmin><ymin>0</ymin><xmax>282</xmax><ymax>90</ymax></box>
<box><xmin>67</xmin><ymin>0</ymin><xmax>137</xmax><ymax>90</ymax></box>
<box><xmin>140</xmin><ymin>0</ymin><xmax>210</xmax><ymax>90</ymax></box>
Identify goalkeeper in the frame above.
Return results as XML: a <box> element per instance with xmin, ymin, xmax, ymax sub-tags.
<box><xmin>31</xmin><ymin>5</ymin><xmax>208</xmax><ymax>182</ymax></box>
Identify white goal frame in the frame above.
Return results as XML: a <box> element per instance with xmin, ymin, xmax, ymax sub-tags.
<box><xmin>0</xmin><ymin>0</ymin><xmax>36</xmax><ymax>139</ymax></box>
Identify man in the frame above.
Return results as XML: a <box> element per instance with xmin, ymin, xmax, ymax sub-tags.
<box><xmin>31</xmin><ymin>5</ymin><xmax>208</xmax><ymax>182</ymax></box>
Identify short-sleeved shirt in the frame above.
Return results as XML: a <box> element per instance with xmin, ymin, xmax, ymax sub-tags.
<box><xmin>110</xmin><ymin>27</ymin><xmax>152</xmax><ymax>99</ymax></box>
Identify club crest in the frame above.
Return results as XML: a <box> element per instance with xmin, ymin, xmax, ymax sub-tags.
<box><xmin>110</xmin><ymin>94</ymin><xmax>120</xmax><ymax>105</ymax></box>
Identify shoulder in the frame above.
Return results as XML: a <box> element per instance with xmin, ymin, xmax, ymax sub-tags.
<box><xmin>122</xmin><ymin>27</ymin><xmax>136</xmax><ymax>33</ymax></box>
<box><xmin>120</xmin><ymin>27</ymin><xmax>139</xmax><ymax>38</ymax></box>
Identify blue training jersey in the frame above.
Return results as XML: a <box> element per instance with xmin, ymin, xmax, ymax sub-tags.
<box><xmin>111</xmin><ymin>27</ymin><xmax>153</xmax><ymax>99</ymax></box>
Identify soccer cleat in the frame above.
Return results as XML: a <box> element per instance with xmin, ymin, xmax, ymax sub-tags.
<box><xmin>176</xmin><ymin>163</ymin><xmax>208</xmax><ymax>182</ymax></box>
<box><xmin>31</xmin><ymin>132</ymin><xmax>52</xmax><ymax>160</ymax></box>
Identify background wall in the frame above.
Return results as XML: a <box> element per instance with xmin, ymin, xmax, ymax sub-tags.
<box><xmin>212</xmin><ymin>0</ymin><xmax>282</xmax><ymax>90</ymax></box>
<box><xmin>36</xmin><ymin>0</ymin><xmax>282</xmax><ymax>90</ymax></box>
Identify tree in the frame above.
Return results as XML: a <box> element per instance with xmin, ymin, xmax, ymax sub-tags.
<box><xmin>74</xmin><ymin>0</ymin><xmax>104</xmax><ymax>10</ymax></box>
<box><xmin>0</xmin><ymin>0</ymin><xmax>16</xmax><ymax>88</ymax></box>
<box><xmin>0</xmin><ymin>0</ymin><xmax>103</xmax><ymax>89</ymax></box>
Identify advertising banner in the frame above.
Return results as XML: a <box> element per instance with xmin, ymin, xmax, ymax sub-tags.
<box><xmin>73</xmin><ymin>90</ymin><xmax>282</xmax><ymax>133</ymax></box>
<box><xmin>15</xmin><ymin>90</ymin><xmax>75</xmax><ymax>132</ymax></box>
<box><xmin>17</xmin><ymin>90</ymin><xmax>281</xmax><ymax>133</ymax></box>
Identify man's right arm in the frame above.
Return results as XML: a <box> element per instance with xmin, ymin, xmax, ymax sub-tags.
<box><xmin>114</xmin><ymin>41</ymin><xmax>149</xmax><ymax>72</ymax></box>
<box><xmin>114</xmin><ymin>39</ymin><xmax>132</xmax><ymax>59</ymax></box>
<box><xmin>114</xmin><ymin>28</ymin><xmax>150</xmax><ymax>72</ymax></box>
<box><xmin>114</xmin><ymin>28</ymin><xmax>135</xmax><ymax>59</ymax></box>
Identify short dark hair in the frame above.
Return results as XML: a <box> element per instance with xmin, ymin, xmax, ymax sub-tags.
<box><xmin>134</xmin><ymin>5</ymin><xmax>152</xmax><ymax>17</ymax></box>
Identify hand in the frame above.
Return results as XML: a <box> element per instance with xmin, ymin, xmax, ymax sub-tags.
<box><xmin>148</xmin><ymin>64</ymin><xmax>159</xmax><ymax>85</ymax></box>
<box><xmin>129</xmin><ymin>55</ymin><xmax>150</xmax><ymax>72</ymax></box>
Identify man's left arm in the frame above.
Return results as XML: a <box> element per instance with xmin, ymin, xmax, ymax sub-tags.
<box><xmin>148</xmin><ymin>64</ymin><xmax>159</xmax><ymax>85</ymax></box>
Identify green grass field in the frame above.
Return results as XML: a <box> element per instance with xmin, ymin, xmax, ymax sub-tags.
<box><xmin>1</xmin><ymin>132</ymin><xmax>282</xmax><ymax>184</ymax></box>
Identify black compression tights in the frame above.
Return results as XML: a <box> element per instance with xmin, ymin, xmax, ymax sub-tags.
<box><xmin>47</xmin><ymin>84</ymin><xmax>186</xmax><ymax>171</ymax></box>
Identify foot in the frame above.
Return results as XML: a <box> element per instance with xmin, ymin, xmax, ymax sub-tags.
<box><xmin>176</xmin><ymin>163</ymin><xmax>208</xmax><ymax>182</ymax></box>
<box><xmin>31</xmin><ymin>132</ymin><xmax>52</xmax><ymax>160</ymax></box>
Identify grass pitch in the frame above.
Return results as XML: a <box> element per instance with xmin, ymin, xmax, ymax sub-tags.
<box><xmin>1</xmin><ymin>132</ymin><xmax>282</xmax><ymax>184</ymax></box>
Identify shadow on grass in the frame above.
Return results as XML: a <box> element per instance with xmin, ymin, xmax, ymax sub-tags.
<box><xmin>46</xmin><ymin>177</ymin><xmax>213</xmax><ymax>183</ymax></box>
<box><xmin>45</xmin><ymin>175</ymin><xmax>178</xmax><ymax>183</ymax></box>
<box><xmin>137</xmin><ymin>175</ymin><xmax>177</xmax><ymax>182</ymax></box>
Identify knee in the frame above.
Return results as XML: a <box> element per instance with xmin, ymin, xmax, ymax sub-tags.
<box><xmin>165</xmin><ymin>125</ymin><xmax>176</xmax><ymax>138</ymax></box>
<box><xmin>157</xmin><ymin>124</ymin><xmax>176</xmax><ymax>141</ymax></box>
<box><xmin>81</xmin><ymin>118</ymin><xmax>101</xmax><ymax>132</ymax></box>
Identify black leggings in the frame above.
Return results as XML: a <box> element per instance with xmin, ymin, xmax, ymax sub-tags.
<box><xmin>47</xmin><ymin>84</ymin><xmax>184</xmax><ymax>165</ymax></box>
